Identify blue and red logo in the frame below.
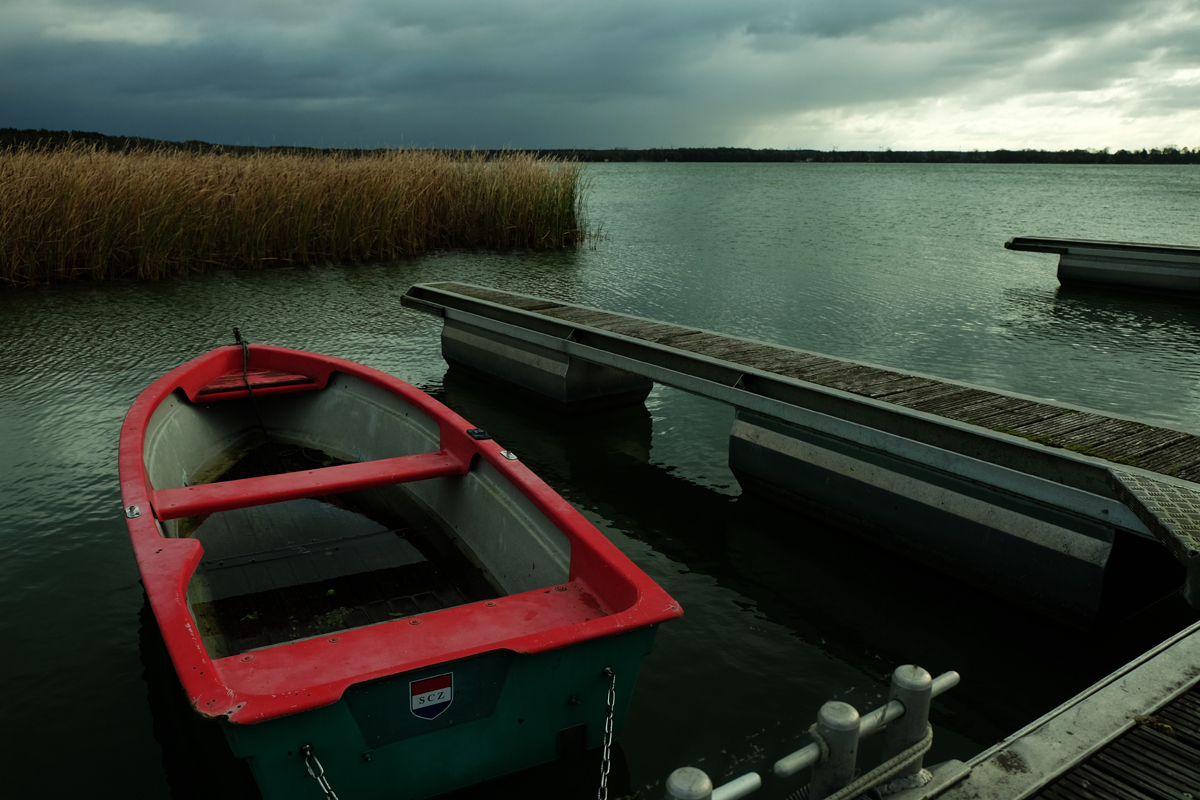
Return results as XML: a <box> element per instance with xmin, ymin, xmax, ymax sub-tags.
<box><xmin>410</xmin><ymin>673</ymin><xmax>454</xmax><ymax>720</ymax></box>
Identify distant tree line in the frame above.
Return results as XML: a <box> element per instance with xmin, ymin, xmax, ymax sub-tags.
<box><xmin>3</xmin><ymin>128</ymin><xmax>1198</xmax><ymax>164</ymax></box>
<box><xmin>533</xmin><ymin>146</ymin><xmax>1200</xmax><ymax>164</ymax></box>
<box><xmin>0</xmin><ymin>128</ymin><xmax>373</xmax><ymax>157</ymax></box>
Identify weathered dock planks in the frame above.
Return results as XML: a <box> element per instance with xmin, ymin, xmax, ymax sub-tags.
<box><xmin>402</xmin><ymin>282</ymin><xmax>1200</xmax><ymax>617</ymax></box>
<box><xmin>1036</xmin><ymin>715</ymin><xmax>1200</xmax><ymax>800</ymax></box>
<box><xmin>414</xmin><ymin>281</ymin><xmax>1200</xmax><ymax>479</ymax></box>
<box><xmin>926</xmin><ymin>619</ymin><xmax>1200</xmax><ymax>800</ymax></box>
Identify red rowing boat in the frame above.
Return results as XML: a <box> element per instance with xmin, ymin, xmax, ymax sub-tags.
<box><xmin>120</xmin><ymin>343</ymin><xmax>682</xmax><ymax>799</ymax></box>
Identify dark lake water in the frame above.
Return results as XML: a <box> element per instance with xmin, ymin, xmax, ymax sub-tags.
<box><xmin>3</xmin><ymin>162</ymin><xmax>1200</xmax><ymax>799</ymax></box>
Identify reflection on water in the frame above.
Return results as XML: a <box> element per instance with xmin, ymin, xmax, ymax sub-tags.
<box><xmin>992</xmin><ymin>285</ymin><xmax>1200</xmax><ymax>424</ymax></box>
<box><xmin>3</xmin><ymin>163</ymin><xmax>1200</xmax><ymax>798</ymax></box>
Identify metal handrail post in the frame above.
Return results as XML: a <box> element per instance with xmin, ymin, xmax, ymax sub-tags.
<box><xmin>810</xmin><ymin>701</ymin><xmax>860</xmax><ymax>800</ymax></box>
<box><xmin>881</xmin><ymin>665</ymin><xmax>933</xmax><ymax>777</ymax></box>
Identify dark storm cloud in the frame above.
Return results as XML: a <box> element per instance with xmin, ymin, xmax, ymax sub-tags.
<box><xmin>1</xmin><ymin>0</ymin><xmax>1198</xmax><ymax>148</ymax></box>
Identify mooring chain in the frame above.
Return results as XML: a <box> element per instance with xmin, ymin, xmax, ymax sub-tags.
<box><xmin>598</xmin><ymin>666</ymin><xmax>617</xmax><ymax>800</ymax></box>
<box><xmin>301</xmin><ymin>744</ymin><xmax>340</xmax><ymax>800</ymax></box>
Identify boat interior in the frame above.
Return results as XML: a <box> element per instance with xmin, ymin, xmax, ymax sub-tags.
<box><xmin>141</xmin><ymin>371</ymin><xmax>573</xmax><ymax>659</ymax></box>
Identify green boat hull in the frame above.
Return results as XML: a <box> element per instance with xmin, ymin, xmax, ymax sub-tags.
<box><xmin>221</xmin><ymin>626</ymin><xmax>659</xmax><ymax>800</ymax></box>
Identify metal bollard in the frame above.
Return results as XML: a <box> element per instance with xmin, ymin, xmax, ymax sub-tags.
<box><xmin>810</xmin><ymin>701</ymin><xmax>860</xmax><ymax>800</ymax></box>
<box><xmin>881</xmin><ymin>665</ymin><xmax>932</xmax><ymax>777</ymax></box>
<box><xmin>666</xmin><ymin>767</ymin><xmax>713</xmax><ymax>800</ymax></box>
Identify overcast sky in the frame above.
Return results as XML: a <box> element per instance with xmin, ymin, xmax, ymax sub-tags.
<box><xmin>3</xmin><ymin>0</ymin><xmax>1199</xmax><ymax>151</ymax></box>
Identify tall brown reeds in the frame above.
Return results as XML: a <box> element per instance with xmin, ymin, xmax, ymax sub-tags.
<box><xmin>0</xmin><ymin>144</ymin><xmax>587</xmax><ymax>285</ymax></box>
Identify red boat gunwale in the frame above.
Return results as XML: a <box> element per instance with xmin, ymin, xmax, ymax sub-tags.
<box><xmin>120</xmin><ymin>345</ymin><xmax>682</xmax><ymax>725</ymax></box>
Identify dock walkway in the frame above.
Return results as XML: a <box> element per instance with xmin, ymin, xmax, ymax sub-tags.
<box><xmin>930</xmin><ymin>618</ymin><xmax>1200</xmax><ymax>800</ymax></box>
<box><xmin>403</xmin><ymin>282</ymin><xmax>1200</xmax><ymax>616</ymax></box>
<box><xmin>411</xmin><ymin>282</ymin><xmax>1200</xmax><ymax>480</ymax></box>
<box><xmin>1005</xmin><ymin>237</ymin><xmax>1200</xmax><ymax>293</ymax></box>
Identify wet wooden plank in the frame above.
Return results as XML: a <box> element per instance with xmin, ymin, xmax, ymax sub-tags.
<box><xmin>445</xmin><ymin>288</ymin><xmax>565</xmax><ymax>311</ymax></box>
<box><xmin>834</xmin><ymin>370</ymin><xmax>921</xmax><ymax>390</ymax></box>
<box><xmin>736</xmin><ymin>351</ymin><xmax>819</xmax><ymax>375</ymax></box>
<box><xmin>735</xmin><ymin>343</ymin><xmax>798</xmax><ymax>366</ymax></box>
<box><xmin>1171</xmin><ymin>462</ymin><xmax>1200</xmax><ymax>485</ymax></box>
<box><xmin>1171</xmin><ymin>691</ymin><xmax>1200</xmax><ymax>721</ymax></box>
<box><xmin>970</xmin><ymin>404</ymin><xmax>1072</xmax><ymax>432</ymax></box>
<box><xmin>952</xmin><ymin>394</ymin><xmax>1032</xmax><ymax>417</ymax></box>
<box><xmin>805</xmin><ymin>363</ymin><xmax>885</xmax><ymax>388</ymax></box>
<box><xmin>1045</xmin><ymin>781</ymin><xmax>1093</xmax><ymax>800</ymax></box>
<box><xmin>1073</xmin><ymin>769</ymin><xmax>1143</xmax><ymax>800</ymax></box>
<box><xmin>1107</xmin><ymin>740</ymin><xmax>1197</xmax><ymax>791</ymax></box>
<box><xmin>768</xmin><ymin>356</ymin><xmax>851</xmax><ymax>379</ymax></box>
<box><xmin>792</xmin><ymin>355</ymin><xmax>859</xmax><ymax>376</ymax></box>
<box><xmin>1010</xmin><ymin>411</ymin><xmax>1109</xmax><ymax>440</ymax></box>
<box><xmin>773</xmin><ymin>356</ymin><xmax>849</xmax><ymax>381</ymax></box>
<box><xmin>1080</xmin><ymin>424</ymin><xmax>1190</xmax><ymax>462</ymax></box>
<box><xmin>1029</xmin><ymin>683</ymin><xmax>1200</xmax><ymax>800</ymax></box>
<box><xmin>539</xmin><ymin>306</ymin><xmax>628</xmax><ymax>327</ymax></box>
<box><xmin>1162</xmin><ymin>685</ymin><xmax>1200</xmax><ymax>709</ymax></box>
<box><xmin>814</xmin><ymin>358</ymin><xmax>881</xmax><ymax>376</ymax></box>
<box><xmin>439</xmin><ymin>284</ymin><xmax>526</xmax><ymax>308</ymax></box>
<box><xmin>624</xmin><ymin>322</ymin><xmax>699</xmax><ymax>342</ymax></box>
<box><xmin>662</xmin><ymin>331</ymin><xmax>737</xmax><ymax>353</ymax></box>
<box><xmin>1044</xmin><ymin>780</ymin><xmax>1097</xmax><ymax>800</ymax></box>
<box><xmin>433</xmin><ymin>282</ymin><xmax>489</xmax><ymax>299</ymax></box>
<box><xmin>1122</xmin><ymin>729</ymin><xmax>1200</xmax><ymax>783</ymax></box>
<box><xmin>1056</xmin><ymin>419</ymin><xmax>1151</xmax><ymax>450</ymax></box>
<box><xmin>1093</xmin><ymin>749</ymin><xmax>1190</xmax><ymax>799</ymax></box>
<box><xmin>856</xmin><ymin>375</ymin><xmax>942</xmax><ymax>399</ymax></box>
<box><xmin>695</xmin><ymin>339</ymin><xmax>784</xmax><ymax>364</ymax></box>
<box><xmin>1157</xmin><ymin>706</ymin><xmax>1200</xmax><ymax>746</ymax></box>
<box><xmin>803</xmin><ymin>366</ymin><xmax>881</xmax><ymax>386</ymax></box>
<box><xmin>425</xmin><ymin>283</ymin><xmax>1200</xmax><ymax>482</ymax></box>
<box><xmin>594</xmin><ymin>318</ymin><xmax>687</xmax><ymax>341</ymax></box>
<box><xmin>647</xmin><ymin>327</ymin><xmax>707</xmax><ymax>345</ymax></box>
<box><xmin>823</xmin><ymin>370</ymin><xmax>920</xmax><ymax>394</ymax></box>
<box><xmin>882</xmin><ymin>382</ymin><xmax>968</xmax><ymax>408</ymax></box>
<box><xmin>1137</xmin><ymin>438</ymin><xmax>1200</xmax><ymax>478</ymax></box>
<box><xmin>944</xmin><ymin>395</ymin><xmax>1035</xmax><ymax>424</ymax></box>
<box><xmin>895</xmin><ymin>387</ymin><xmax>991</xmax><ymax>415</ymax></box>
<box><xmin>1126</xmin><ymin>727</ymin><xmax>1200</xmax><ymax>769</ymax></box>
<box><xmin>1075</xmin><ymin>764</ymin><xmax>1156</xmax><ymax>800</ymax></box>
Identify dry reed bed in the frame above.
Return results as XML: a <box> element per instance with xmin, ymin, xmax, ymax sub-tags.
<box><xmin>0</xmin><ymin>145</ymin><xmax>585</xmax><ymax>285</ymax></box>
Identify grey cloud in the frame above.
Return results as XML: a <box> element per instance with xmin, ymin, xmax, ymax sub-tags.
<box><xmin>1</xmin><ymin>0</ymin><xmax>1198</xmax><ymax>148</ymax></box>
<box><xmin>740</xmin><ymin>0</ymin><xmax>1108</xmax><ymax>42</ymax></box>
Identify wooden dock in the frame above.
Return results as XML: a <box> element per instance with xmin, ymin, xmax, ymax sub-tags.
<box><xmin>403</xmin><ymin>282</ymin><xmax>1200</xmax><ymax>619</ymax></box>
<box><xmin>925</xmin><ymin>618</ymin><xmax>1200</xmax><ymax>800</ymax></box>
<box><xmin>1036</xmin><ymin>699</ymin><xmax>1200</xmax><ymax>800</ymax></box>
<box><xmin>404</xmin><ymin>282</ymin><xmax>1200</xmax><ymax>479</ymax></box>
<box><xmin>1005</xmin><ymin>237</ymin><xmax>1200</xmax><ymax>294</ymax></box>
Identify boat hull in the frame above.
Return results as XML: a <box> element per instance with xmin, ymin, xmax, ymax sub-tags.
<box><xmin>119</xmin><ymin>344</ymin><xmax>682</xmax><ymax>798</ymax></box>
<box><xmin>222</xmin><ymin>628</ymin><xmax>657</xmax><ymax>800</ymax></box>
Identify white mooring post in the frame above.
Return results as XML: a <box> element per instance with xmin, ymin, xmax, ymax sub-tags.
<box><xmin>666</xmin><ymin>766</ymin><xmax>713</xmax><ymax>800</ymax></box>
<box><xmin>666</xmin><ymin>667</ymin><xmax>959</xmax><ymax>800</ymax></box>
<box><xmin>810</xmin><ymin>701</ymin><xmax>861</xmax><ymax>800</ymax></box>
<box><xmin>882</xmin><ymin>665</ymin><xmax>933</xmax><ymax>778</ymax></box>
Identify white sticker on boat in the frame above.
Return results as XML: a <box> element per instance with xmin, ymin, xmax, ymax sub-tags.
<box><xmin>410</xmin><ymin>672</ymin><xmax>454</xmax><ymax>719</ymax></box>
